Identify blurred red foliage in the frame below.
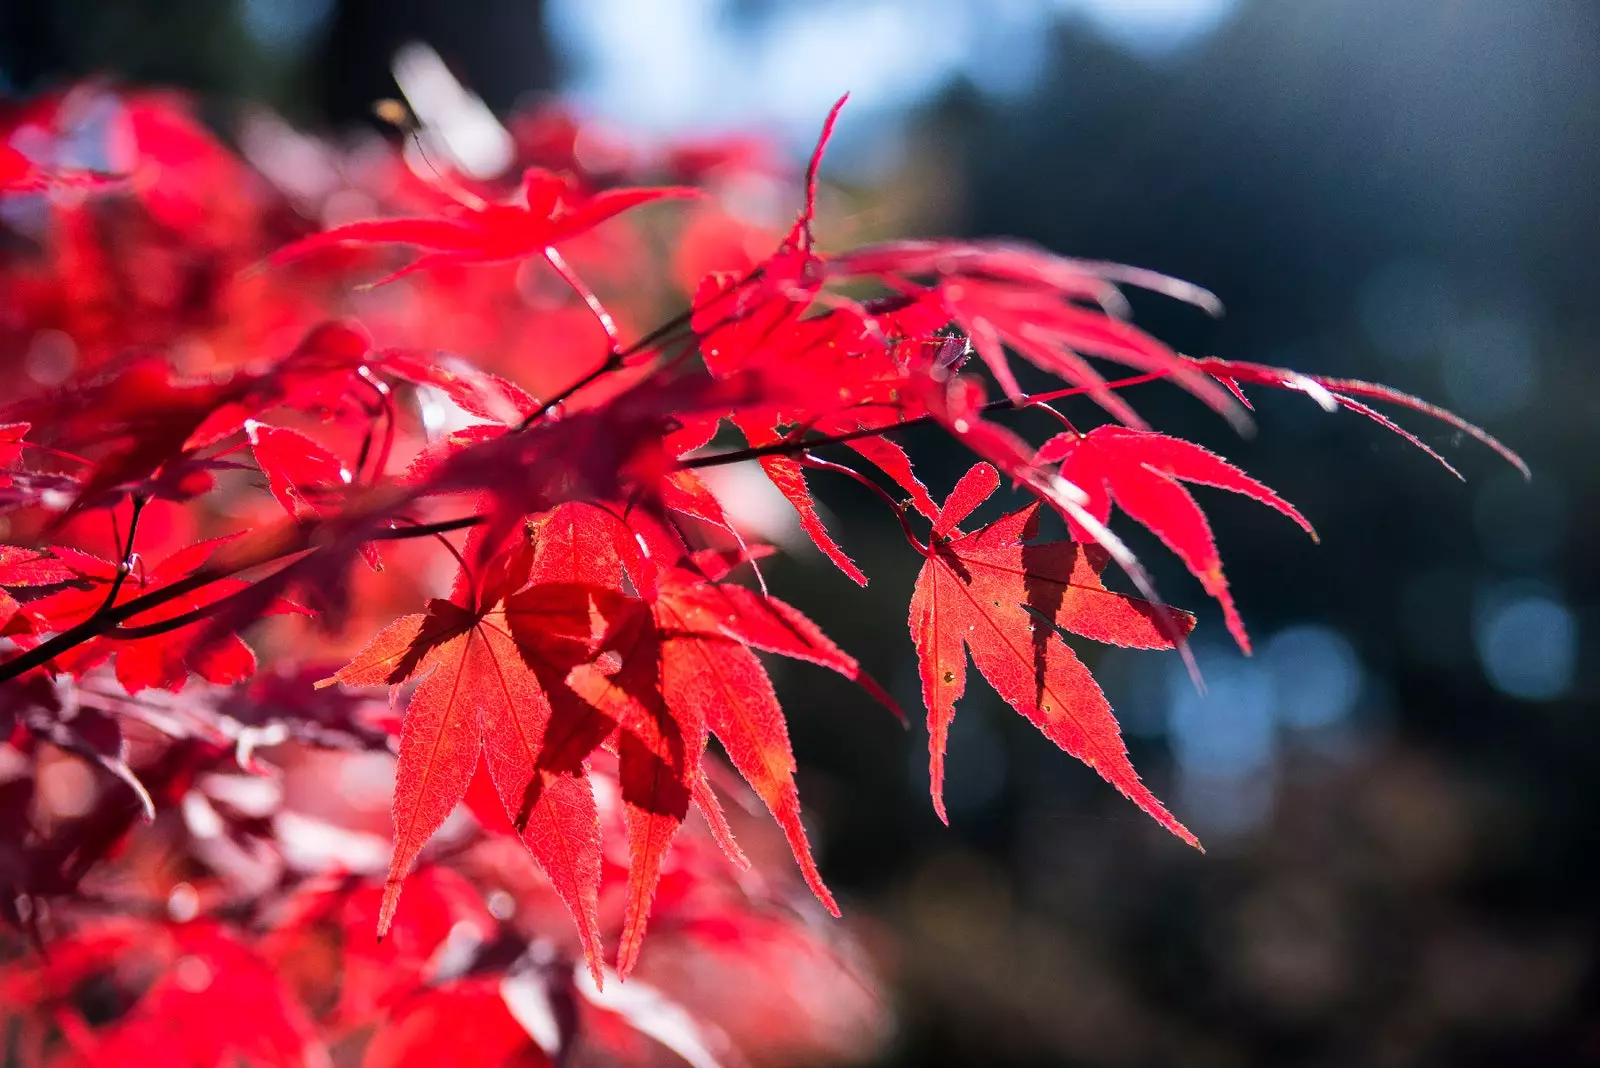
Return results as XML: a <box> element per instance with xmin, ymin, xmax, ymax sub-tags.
<box><xmin>0</xmin><ymin>80</ymin><xmax>1517</xmax><ymax>1066</ymax></box>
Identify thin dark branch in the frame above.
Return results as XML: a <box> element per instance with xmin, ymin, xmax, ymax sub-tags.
<box><xmin>109</xmin><ymin>563</ymin><xmax>297</xmax><ymax>640</ymax></box>
<box><xmin>0</xmin><ymin>512</ymin><xmax>487</xmax><ymax>685</ymax></box>
<box><xmin>91</xmin><ymin>495</ymin><xmax>146</xmax><ymax>619</ymax></box>
<box><xmin>615</xmin><ymin>262</ymin><xmax>767</xmax><ymax>361</ymax></box>
<box><xmin>1</xmin><ymin>565</ymin><xmax>250</xmax><ymax>685</ymax></box>
<box><xmin>370</xmin><ymin>515</ymin><xmax>484</xmax><ymax>540</ymax></box>
<box><xmin>516</xmin><ymin>355</ymin><xmax>620</xmax><ymax>431</ymax></box>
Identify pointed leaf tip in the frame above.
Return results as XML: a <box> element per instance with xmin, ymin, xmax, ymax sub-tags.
<box><xmin>804</xmin><ymin>94</ymin><xmax>850</xmax><ymax>224</ymax></box>
<box><xmin>934</xmin><ymin>462</ymin><xmax>1000</xmax><ymax>537</ymax></box>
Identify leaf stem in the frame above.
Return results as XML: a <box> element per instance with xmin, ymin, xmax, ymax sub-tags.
<box><xmin>544</xmin><ymin>245</ymin><xmax>621</xmax><ymax>351</ymax></box>
<box><xmin>800</xmin><ymin>454</ymin><xmax>928</xmax><ymax>556</ymax></box>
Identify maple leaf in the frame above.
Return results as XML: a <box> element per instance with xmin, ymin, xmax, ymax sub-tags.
<box><xmin>262</xmin><ymin>864</ymin><xmax>496</xmax><ymax>1032</ymax></box>
<box><xmin>362</xmin><ymin>977</ymin><xmax>553</xmax><ymax>1068</ymax></box>
<box><xmin>451</xmin><ymin>506</ymin><xmax>894</xmax><ymax>980</ymax></box>
<box><xmin>322</xmin><ymin>596</ymin><xmax>610</xmax><ymax>977</ymax></box>
<box><xmin>1038</xmin><ymin>426</ymin><xmax>1316</xmax><ymax>653</ymax></box>
<box><xmin>825</xmin><ymin>240</ymin><xmax>1243</xmax><ymax>426</ymax></box>
<box><xmin>321</xmin><ymin>506</ymin><xmax>619</xmax><ymax>984</ymax></box>
<box><xmin>269</xmin><ymin>168</ymin><xmax>699</xmax><ymax>284</ymax></box>
<box><xmin>247</xmin><ymin>422</ymin><xmax>355</xmax><ymax>519</ymax></box>
<box><xmin>3</xmin><ymin>324</ymin><xmax>383</xmax><ymax>518</ymax></box>
<box><xmin>1191</xmin><ymin>356</ymin><xmax>1528</xmax><ymax>478</ymax></box>
<box><xmin>910</xmin><ymin>462</ymin><xmax>1199</xmax><ymax>844</ymax></box>
<box><xmin>247</xmin><ymin>421</ymin><xmax>382</xmax><ymax>570</ymax></box>
<box><xmin>15</xmin><ymin>920</ymin><xmax>328</xmax><ymax>1068</ymax></box>
<box><xmin>1</xmin><ymin>356</ymin><xmax>234</xmax><ymax>516</ymax></box>
<box><xmin>183</xmin><ymin>321</ymin><xmax>380</xmax><ymax>451</ymax></box>
<box><xmin>376</xmin><ymin>347</ymin><xmax>537</xmax><ymax>427</ymax></box>
<box><xmin>103</xmin><ymin>924</ymin><xmax>329</xmax><ymax>1068</ymax></box>
<box><xmin>830</xmin><ymin>240</ymin><xmax>1226</xmax><ymax>317</ymax></box>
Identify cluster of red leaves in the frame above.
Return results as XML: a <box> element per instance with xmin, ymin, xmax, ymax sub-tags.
<box><xmin>0</xmin><ymin>683</ymin><xmax>885</xmax><ymax>1067</ymax></box>
<box><xmin>0</xmin><ymin>79</ymin><xmax>1520</xmax><ymax>1065</ymax></box>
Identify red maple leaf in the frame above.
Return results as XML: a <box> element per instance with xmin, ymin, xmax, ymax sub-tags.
<box><xmin>319</xmin><ymin>592</ymin><xmax>610</xmax><ymax>976</ymax></box>
<box><xmin>1039</xmin><ymin>425</ymin><xmax>1316</xmax><ymax>652</ymax></box>
<box><xmin>1192</xmin><ymin>356</ymin><xmax>1528</xmax><ymax>479</ymax></box>
<box><xmin>910</xmin><ymin>462</ymin><xmax>1199</xmax><ymax>843</ymax></box>
<box><xmin>0</xmin><ymin>545</ymin><xmax>77</xmax><ymax>630</ymax></box>
<box><xmin>2</xmin><ymin>919</ymin><xmax>327</xmax><ymax>1068</ymax></box>
<box><xmin>268</xmin><ymin>168</ymin><xmax>699</xmax><ymax>285</ymax></box>
<box><xmin>324</xmin><ymin>501</ymin><xmax>891</xmax><ymax>981</ymax></box>
<box><xmin>319</xmin><ymin>504</ymin><xmax>623</xmax><ymax>985</ymax></box>
<box><xmin>532</xmin><ymin>515</ymin><xmax>894</xmax><ymax>976</ymax></box>
<box><xmin>0</xmin><ymin>423</ymin><xmax>27</xmax><ymax>483</ymax></box>
<box><xmin>0</xmin><ymin>83</ymin><xmax>1534</xmax><ymax>1040</ymax></box>
<box><xmin>362</xmin><ymin>977</ymin><xmax>552</xmax><ymax>1068</ymax></box>
<box><xmin>247</xmin><ymin>422</ymin><xmax>355</xmax><ymax>520</ymax></box>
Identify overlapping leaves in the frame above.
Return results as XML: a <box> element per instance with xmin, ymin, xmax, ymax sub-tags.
<box><xmin>322</xmin><ymin>503</ymin><xmax>894</xmax><ymax>982</ymax></box>
<box><xmin>0</xmin><ymin>83</ymin><xmax>1529</xmax><ymax>993</ymax></box>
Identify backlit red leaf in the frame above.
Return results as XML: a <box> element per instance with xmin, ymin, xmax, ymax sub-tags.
<box><xmin>377</xmin><ymin>600</ymin><xmax>483</xmax><ymax>934</ymax></box>
<box><xmin>1040</xmin><ymin>426</ymin><xmax>1313</xmax><ymax>652</ymax></box>
<box><xmin>247</xmin><ymin>422</ymin><xmax>353</xmax><ymax>519</ymax></box>
<box><xmin>270</xmin><ymin>170</ymin><xmax>698</xmax><ymax>283</ymax></box>
<box><xmin>910</xmin><ymin>462</ymin><xmax>1198</xmax><ymax>845</ymax></box>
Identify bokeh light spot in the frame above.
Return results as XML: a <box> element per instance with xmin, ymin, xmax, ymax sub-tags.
<box><xmin>1261</xmin><ymin>625</ymin><xmax>1364</xmax><ymax>730</ymax></box>
<box><xmin>1165</xmin><ymin>644</ymin><xmax>1275</xmax><ymax>780</ymax></box>
<box><xmin>1474</xmin><ymin>591</ymin><xmax>1577</xmax><ymax>701</ymax></box>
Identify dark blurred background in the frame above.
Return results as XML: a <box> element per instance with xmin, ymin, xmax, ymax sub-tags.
<box><xmin>4</xmin><ymin>0</ymin><xmax>1596</xmax><ymax>1063</ymax></box>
